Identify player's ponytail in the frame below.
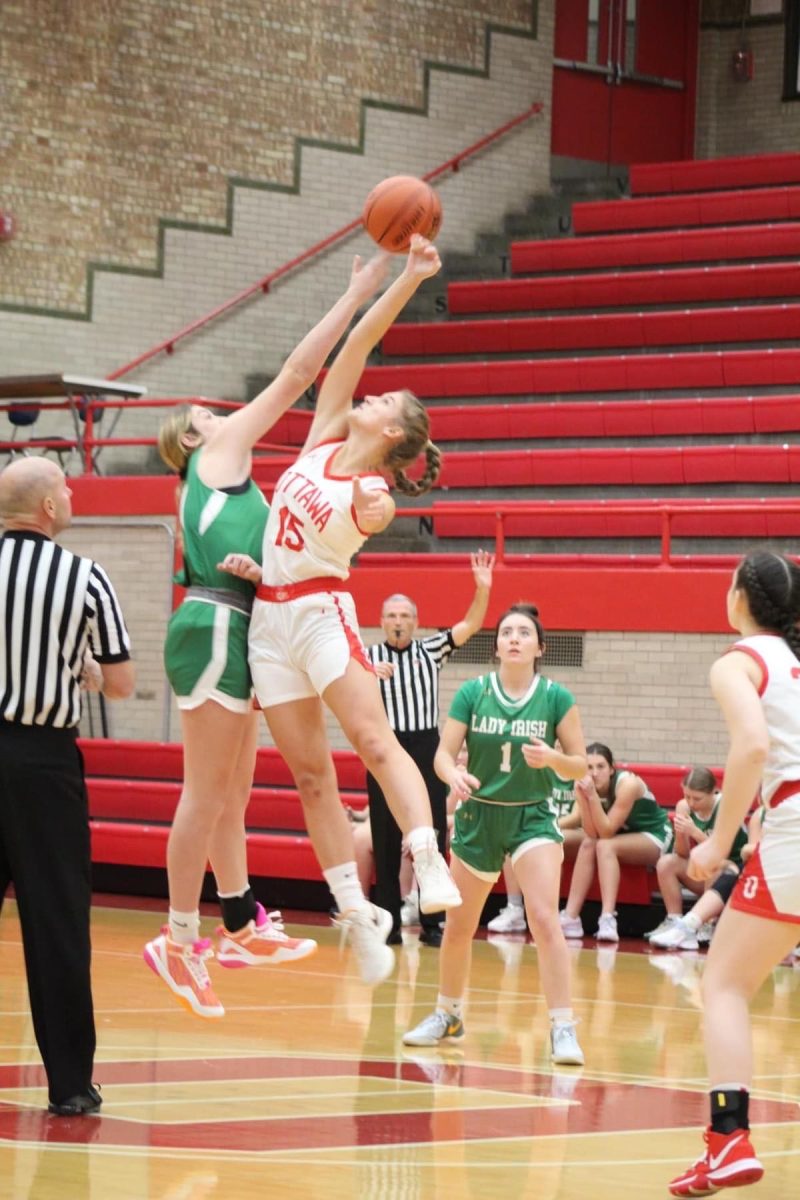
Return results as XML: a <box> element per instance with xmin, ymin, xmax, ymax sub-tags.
<box><xmin>384</xmin><ymin>391</ymin><xmax>443</xmax><ymax>497</ymax></box>
<box><xmin>736</xmin><ymin>551</ymin><xmax>800</xmax><ymax>659</ymax></box>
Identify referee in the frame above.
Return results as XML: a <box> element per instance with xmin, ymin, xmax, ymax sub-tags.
<box><xmin>0</xmin><ymin>457</ymin><xmax>134</xmax><ymax>1115</ymax></box>
<box><xmin>366</xmin><ymin>551</ymin><xmax>494</xmax><ymax>944</ymax></box>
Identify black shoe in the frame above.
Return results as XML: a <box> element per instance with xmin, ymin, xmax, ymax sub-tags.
<box><xmin>48</xmin><ymin>1084</ymin><xmax>102</xmax><ymax>1117</ymax></box>
<box><xmin>419</xmin><ymin>927</ymin><xmax>443</xmax><ymax>947</ymax></box>
<box><xmin>387</xmin><ymin>928</ymin><xmax>403</xmax><ymax>945</ymax></box>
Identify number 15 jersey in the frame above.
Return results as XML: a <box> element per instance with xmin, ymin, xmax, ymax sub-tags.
<box><xmin>261</xmin><ymin>440</ymin><xmax>389</xmax><ymax>585</ymax></box>
<box><xmin>450</xmin><ymin>672</ymin><xmax>576</xmax><ymax>806</ymax></box>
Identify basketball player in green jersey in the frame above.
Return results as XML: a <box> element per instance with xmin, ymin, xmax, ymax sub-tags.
<box><xmin>649</xmin><ymin>766</ymin><xmax>747</xmax><ymax>946</ymax></box>
<box><xmin>143</xmin><ymin>249</ymin><xmax>390</xmax><ymax>1018</ymax></box>
<box><xmin>404</xmin><ymin>602</ymin><xmax>588</xmax><ymax>1065</ymax></box>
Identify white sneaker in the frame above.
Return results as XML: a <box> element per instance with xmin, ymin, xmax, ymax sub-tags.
<box><xmin>403</xmin><ymin>1009</ymin><xmax>464</xmax><ymax>1047</ymax></box>
<box><xmin>696</xmin><ymin>921</ymin><xmax>715</xmax><ymax>946</ymax></box>
<box><xmin>400</xmin><ymin>891</ymin><xmax>420</xmax><ymax>927</ymax></box>
<box><xmin>334</xmin><ymin>903</ymin><xmax>395</xmax><ymax>985</ymax></box>
<box><xmin>550</xmin><ymin>1021</ymin><xmax>585</xmax><ymax>1066</ymax></box>
<box><xmin>413</xmin><ymin>845</ymin><xmax>462</xmax><ymax>914</ymax></box>
<box><xmin>645</xmin><ymin>914</ymin><xmax>681</xmax><ymax>941</ymax></box>
<box><xmin>559</xmin><ymin>910</ymin><xmax>584</xmax><ymax>938</ymax></box>
<box><xmin>596</xmin><ymin>913</ymin><xmax>619</xmax><ymax>942</ymax></box>
<box><xmin>487</xmin><ymin>904</ymin><xmax>527</xmax><ymax>933</ymax></box>
<box><xmin>650</xmin><ymin>917</ymin><xmax>699</xmax><ymax>950</ymax></box>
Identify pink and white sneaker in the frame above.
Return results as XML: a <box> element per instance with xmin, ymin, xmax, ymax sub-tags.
<box><xmin>216</xmin><ymin>903</ymin><xmax>317</xmax><ymax>968</ymax></box>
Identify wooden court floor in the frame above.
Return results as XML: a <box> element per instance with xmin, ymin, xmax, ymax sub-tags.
<box><xmin>0</xmin><ymin>899</ymin><xmax>798</xmax><ymax>1200</ymax></box>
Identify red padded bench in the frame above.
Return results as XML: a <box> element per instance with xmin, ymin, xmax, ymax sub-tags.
<box><xmin>382</xmin><ymin>302</ymin><xmax>800</xmax><ymax>358</ymax></box>
<box><xmin>511</xmin><ymin>223</ymin><xmax>800</xmax><ymax>274</ymax></box>
<box><xmin>448</xmin><ymin>262</ymin><xmax>800</xmax><ymax>316</ymax></box>
<box><xmin>572</xmin><ymin>186</ymin><xmax>800</xmax><ymax>236</ymax></box>
<box><xmin>630</xmin><ymin>153</ymin><xmax>800</xmax><ymax>197</ymax></box>
<box><xmin>80</xmin><ymin>738</ymin><xmax>367</xmax><ymax>792</ymax></box>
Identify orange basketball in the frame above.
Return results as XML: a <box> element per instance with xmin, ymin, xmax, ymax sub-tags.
<box><xmin>362</xmin><ymin>175</ymin><xmax>442</xmax><ymax>253</ymax></box>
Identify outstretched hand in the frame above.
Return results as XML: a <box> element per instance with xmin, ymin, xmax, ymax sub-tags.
<box><xmin>404</xmin><ymin>234</ymin><xmax>441</xmax><ymax>281</ymax></box>
<box><xmin>217</xmin><ymin>552</ymin><xmax>262</xmax><ymax>584</ymax></box>
<box><xmin>348</xmin><ymin>251</ymin><xmax>391</xmax><ymax>305</ymax></box>
<box><xmin>470</xmin><ymin>548</ymin><xmax>495</xmax><ymax>589</ymax></box>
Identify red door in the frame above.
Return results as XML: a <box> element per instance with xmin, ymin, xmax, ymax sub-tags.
<box><xmin>552</xmin><ymin>0</ymin><xmax>699</xmax><ymax>165</ymax></box>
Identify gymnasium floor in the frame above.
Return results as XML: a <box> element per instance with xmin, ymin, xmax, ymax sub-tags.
<box><xmin>0</xmin><ymin>899</ymin><xmax>798</xmax><ymax>1199</ymax></box>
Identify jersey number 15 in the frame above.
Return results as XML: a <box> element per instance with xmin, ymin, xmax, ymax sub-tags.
<box><xmin>275</xmin><ymin>506</ymin><xmax>305</xmax><ymax>553</ymax></box>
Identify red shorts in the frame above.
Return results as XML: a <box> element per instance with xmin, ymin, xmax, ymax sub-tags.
<box><xmin>730</xmin><ymin>789</ymin><xmax>800</xmax><ymax>925</ymax></box>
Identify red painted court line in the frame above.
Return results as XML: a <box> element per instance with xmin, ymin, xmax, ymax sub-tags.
<box><xmin>0</xmin><ymin>1058</ymin><xmax>796</xmax><ymax>1153</ymax></box>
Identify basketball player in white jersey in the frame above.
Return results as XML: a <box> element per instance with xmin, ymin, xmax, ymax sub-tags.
<box><xmin>670</xmin><ymin>550</ymin><xmax>800</xmax><ymax>1196</ymax></box>
<box><xmin>221</xmin><ymin>235</ymin><xmax>461</xmax><ymax>987</ymax></box>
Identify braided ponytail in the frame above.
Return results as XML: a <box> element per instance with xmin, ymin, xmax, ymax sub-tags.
<box><xmin>736</xmin><ymin>550</ymin><xmax>800</xmax><ymax>659</ymax></box>
<box><xmin>383</xmin><ymin>391</ymin><xmax>443</xmax><ymax>497</ymax></box>
<box><xmin>393</xmin><ymin>440</ymin><xmax>442</xmax><ymax>497</ymax></box>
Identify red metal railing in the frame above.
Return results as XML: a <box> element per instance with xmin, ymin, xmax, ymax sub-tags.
<box><xmin>108</xmin><ymin>102</ymin><xmax>543</xmax><ymax>382</ymax></box>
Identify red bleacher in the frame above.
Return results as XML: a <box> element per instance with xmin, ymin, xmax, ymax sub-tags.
<box><xmin>448</xmin><ymin>261</ymin><xmax>800</xmax><ymax>316</ymax></box>
<box><xmin>511</xmin><ymin>223</ymin><xmax>800</xmax><ymax>274</ymax></box>
<box><xmin>572</xmin><ymin>186</ymin><xmax>800</xmax><ymax>235</ymax></box>
<box><xmin>629</xmin><ymin>152</ymin><xmax>800</xmax><ymax>197</ymax></box>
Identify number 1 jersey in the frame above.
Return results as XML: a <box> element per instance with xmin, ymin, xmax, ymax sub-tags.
<box><xmin>450</xmin><ymin>672</ymin><xmax>576</xmax><ymax>806</ymax></box>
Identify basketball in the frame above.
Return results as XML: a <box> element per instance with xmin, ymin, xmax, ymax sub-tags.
<box><xmin>362</xmin><ymin>175</ymin><xmax>442</xmax><ymax>253</ymax></box>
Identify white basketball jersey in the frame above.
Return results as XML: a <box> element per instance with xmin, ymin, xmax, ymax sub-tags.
<box><xmin>731</xmin><ymin>633</ymin><xmax>800</xmax><ymax>804</ymax></box>
<box><xmin>261</xmin><ymin>440</ymin><xmax>389</xmax><ymax>585</ymax></box>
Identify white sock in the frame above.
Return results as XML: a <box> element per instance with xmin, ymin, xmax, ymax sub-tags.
<box><xmin>407</xmin><ymin>826</ymin><xmax>437</xmax><ymax>859</ymax></box>
<box><xmin>324</xmin><ymin>862</ymin><xmax>368</xmax><ymax>914</ymax></box>
<box><xmin>436</xmin><ymin>993</ymin><xmax>463</xmax><ymax>1019</ymax></box>
<box><xmin>549</xmin><ymin>1007</ymin><xmax>574</xmax><ymax>1027</ymax></box>
<box><xmin>683</xmin><ymin>913</ymin><xmax>702</xmax><ymax>932</ymax></box>
<box><xmin>507</xmin><ymin>894</ymin><xmax>524</xmax><ymax>909</ymax></box>
<box><xmin>168</xmin><ymin>909</ymin><xmax>200</xmax><ymax>946</ymax></box>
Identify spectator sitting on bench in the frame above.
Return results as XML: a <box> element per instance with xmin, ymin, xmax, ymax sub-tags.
<box><xmin>647</xmin><ymin>766</ymin><xmax>748</xmax><ymax>946</ymax></box>
<box><xmin>559</xmin><ymin>742</ymin><xmax>672</xmax><ymax>943</ymax></box>
<box><xmin>650</xmin><ymin>803</ymin><xmax>761</xmax><ymax>952</ymax></box>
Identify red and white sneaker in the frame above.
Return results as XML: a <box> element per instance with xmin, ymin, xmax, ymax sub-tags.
<box><xmin>669</xmin><ymin>1127</ymin><xmax>764</xmax><ymax>1196</ymax></box>
<box><xmin>143</xmin><ymin>929</ymin><xmax>224</xmax><ymax>1019</ymax></box>
<box><xmin>216</xmin><ymin>903</ymin><xmax>317</xmax><ymax>968</ymax></box>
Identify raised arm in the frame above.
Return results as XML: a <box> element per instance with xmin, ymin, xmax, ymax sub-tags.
<box><xmin>302</xmin><ymin>235</ymin><xmax>441</xmax><ymax>452</ymax></box>
<box><xmin>201</xmin><ymin>252</ymin><xmax>390</xmax><ymax>484</ymax></box>
<box><xmin>451</xmin><ymin>551</ymin><xmax>495</xmax><ymax>647</ymax></box>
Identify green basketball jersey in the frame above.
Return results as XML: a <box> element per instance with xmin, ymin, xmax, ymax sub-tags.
<box><xmin>551</xmin><ymin>772</ymin><xmax>576</xmax><ymax>819</ymax></box>
<box><xmin>617</xmin><ymin>770</ymin><xmax>671</xmax><ymax>841</ymax></box>
<box><xmin>687</xmin><ymin>795</ymin><xmax>748</xmax><ymax>866</ymax></box>
<box><xmin>178</xmin><ymin>451</ymin><xmax>269</xmax><ymax>596</ymax></box>
<box><xmin>449</xmin><ymin>672</ymin><xmax>576</xmax><ymax>806</ymax></box>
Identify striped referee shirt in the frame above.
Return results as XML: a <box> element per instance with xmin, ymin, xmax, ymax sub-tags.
<box><xmin>0</xmin><ymin>531</ymin><xmax>131</xmax><ymax>729</ymax></box>
<box><xmin>366</xmin><ymin>630</ymin><xmax>456</xmax><ymax>733</ymax></box>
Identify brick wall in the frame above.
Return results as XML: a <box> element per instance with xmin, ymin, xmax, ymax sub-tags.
<box><xmin>696</xmin><ymin>8</ymin><xmax>800</xmax><ymax>158</ymax></box>
<box><xmin>0</xmin><ymin>2</ymin><xmax>550</xmax><ymax>467</ymax></box>
<box><xmin>61</xmin><ymin>516</ymin><xmax>731</xmax><ymax>765</ymax></box>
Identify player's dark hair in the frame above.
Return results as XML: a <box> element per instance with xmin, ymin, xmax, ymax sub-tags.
<box><xmin>682</xmin><ymin>766</ymin><xmax>717</xmax><ymax>794</ymax></box>
<box><xmin>735</xmin><ymin>551</ymin><xmax>800</xmax><ymax>659</ymax></box>
<box><xmin>494</xmin><ymin>602</ymin><xmax>546</xmax><ymax>673</ymax></box>
<box><xmin>586</xmin><ymin>741</ymin><xmax>618</xmax><ymax>802</ymax></box>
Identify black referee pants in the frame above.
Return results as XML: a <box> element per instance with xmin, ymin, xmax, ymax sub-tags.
<box><xmin>367</xmin><ymin>728</ymin><xmax>448</xmax><ymax>935</ymax></box>
<box><xmin>0</xmin><ymin>723</ymin><xmax>95</xmax><ymax>1106</ymax></box>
